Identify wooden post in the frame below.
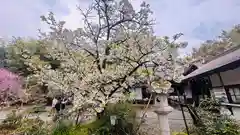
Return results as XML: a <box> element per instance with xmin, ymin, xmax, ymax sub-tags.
<box><xmin>177</xmin><ymin>90</ymin><xmax>190</xmax><ymax>135</ymax></box>
<box><xmin>217</xmin><ymin>73</ymin><xmax>232</xmax><ymax>103</ymax></box>
<box><xmin>206</xmin><ymin>76</ymin><xmax>212</xmax><ymax>98</ymax></box>
<box><xmin>217</xmin><ymin>72</ymin><xmax>234</xmax><ymax>115</ymax></box>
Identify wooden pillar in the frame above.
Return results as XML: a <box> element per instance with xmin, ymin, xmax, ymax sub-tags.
<box><xmin>206</xmin><ymin>76</ymin><xmax>212</xmax><ymax>98</ymax></box>
<box><xmin>177</xmin><ymin>90</ymin><xmax>190</xmax><ymax>135</ymax></box>
<box><xmin>217</xmin><ymin>72</ymin><xmax>234</xmax><ymax>115</ymax></box>
<box><xmin>199</xmin><ymin>78</ymin><xmax>204</xmax><ymax>100</ymax></box>
<box><xmin>217</xmin><ymin>73</ymin><xmax>224</xmax><ymax>88</ymax></box>
<box><xmin>217</xmin><ymin>73</ymin><xmax>233</xmax><ymax>103</ymax></box>
<box><xmin>191</xmin><ymin>79</ymin><xmax>200</xmax><ymax>106</ymax></box>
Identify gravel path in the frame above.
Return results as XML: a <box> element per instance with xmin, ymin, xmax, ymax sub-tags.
<box><xmin>136</xmin><ymin>108</ymin><xmax>192</xmax><ymax>133</ymax></box>
<box><xmin>0</xmin><ymin>106</ymin><xmax>192</xmax><ymax>132</ymax></box>
<box><xmin>0</xmin><ymin>106</ymin><xmax>52</xmax><ymax>123</ymax></box>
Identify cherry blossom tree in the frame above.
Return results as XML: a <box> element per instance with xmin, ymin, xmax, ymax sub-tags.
<box><xmin>21</xmin><ymin>0</ymin><xmax>186</xmax><ymax>117</ymax></box>
<box><xmin>0</xmin><ymin>68</ymin><xmax>23</xmax><ymax>106</ymax></box>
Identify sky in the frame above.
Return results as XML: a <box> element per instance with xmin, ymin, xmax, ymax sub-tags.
<box><xmin>1</xmin><ymin>0</ymin><xmax>240</xmax><ymax>54</ymax></box>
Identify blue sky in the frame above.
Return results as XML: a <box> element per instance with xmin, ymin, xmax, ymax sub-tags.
<box><xmin>1</xmin><ymin>0</ymin><xmax>240</xmax><ymax>53</ymax></box>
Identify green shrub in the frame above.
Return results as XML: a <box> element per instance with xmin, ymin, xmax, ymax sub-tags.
<box><xmin>172</xmin><ymin>132</ymin><xmax>188</xmax><ymax>135</ymax></box>
<box><xmin>50</xmin><ymin>101</ymin><xmax>143</xmax><ymax>135</ymax></box>
<box><xmin>15</xmin><ymin>117</ymin><xmax>49</xmax><ymax>135</ymax></box>
<box><xmin>87</xmin><ymin>101</ymin><xmax>139</xmax><ymax>135</ymax></box>
<box><xmin>0</xmin><ymin>110</ymin><xmax>49</xmax><ymax>135</ymax></box>
<box><xmin>1</xmin><ymin>110</ymin><xmax>23</xmax><ymax>130</ymax></box>
<box><xmin>51</xmin><ymin>119</ymin><xmax>74</xmax><ymax>135</ymax></box>
<box><xmin>51</xmin><ymin>119</ymin><xmax>89</xmax><ymax>135</ymax></box>
<box><xmin>188</xmin><ymin>99</ymin><xmax>240</xmax><ymax>135</ymax></box>
<box><xmin>50</xmin><ymin>101</ymin><xmax>139</xmax><ymax>135</ymax></box>
<box><xmin>69</xmin><ymin>127</ymin><xmax>89</xmax><ymax>135</ymax></box>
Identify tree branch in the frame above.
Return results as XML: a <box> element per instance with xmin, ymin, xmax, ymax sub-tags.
<box><xmin>108</xmin><ymin>60</ymin><xmax>149</xmax><ymax>98</ymax></box>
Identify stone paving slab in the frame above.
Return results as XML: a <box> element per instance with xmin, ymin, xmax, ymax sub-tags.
<box><xmin>135</xmin><ymin>108</ymin><xmax>192</xmax><ymax>132</ymax></box>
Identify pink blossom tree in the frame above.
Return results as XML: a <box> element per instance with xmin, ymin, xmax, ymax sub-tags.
<box><xmin>0</xmin><ymin>68</ymin><xmax>23</xmax><ymax>106</ymax></box>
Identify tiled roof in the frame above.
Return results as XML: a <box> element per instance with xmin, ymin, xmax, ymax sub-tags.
<box><xmin>183</xmin><ymin>48</ymin><xmax>240</xmax><ymax>80</ymax></box>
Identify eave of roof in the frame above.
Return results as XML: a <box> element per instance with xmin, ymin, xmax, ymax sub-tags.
<box><xmin>182</xmin><ymin>48</ymin><xmax>240</xmax><ymax>81</ymax></box>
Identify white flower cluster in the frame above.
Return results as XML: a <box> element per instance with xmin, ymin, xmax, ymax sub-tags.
<box><xmin>21</xmin><ymin>0</ymin><xmax>187</xmax><ymax>114</ymax></box>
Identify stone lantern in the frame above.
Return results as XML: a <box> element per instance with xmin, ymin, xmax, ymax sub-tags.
<box><xmin>152</xmin><ymin>79</ymin><xmax>174</xmax><ymax>135</ymax></box>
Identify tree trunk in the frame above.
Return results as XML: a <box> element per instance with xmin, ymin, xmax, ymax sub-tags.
<box><xmin>75</xmin><ymin>109</ymin><xmax>81</xmax><ymax>125</ymax></box>
<box><xmin>97</xmin><ymin>109</ymin><xmax>105</xmax><ymax>119</ymax></box>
